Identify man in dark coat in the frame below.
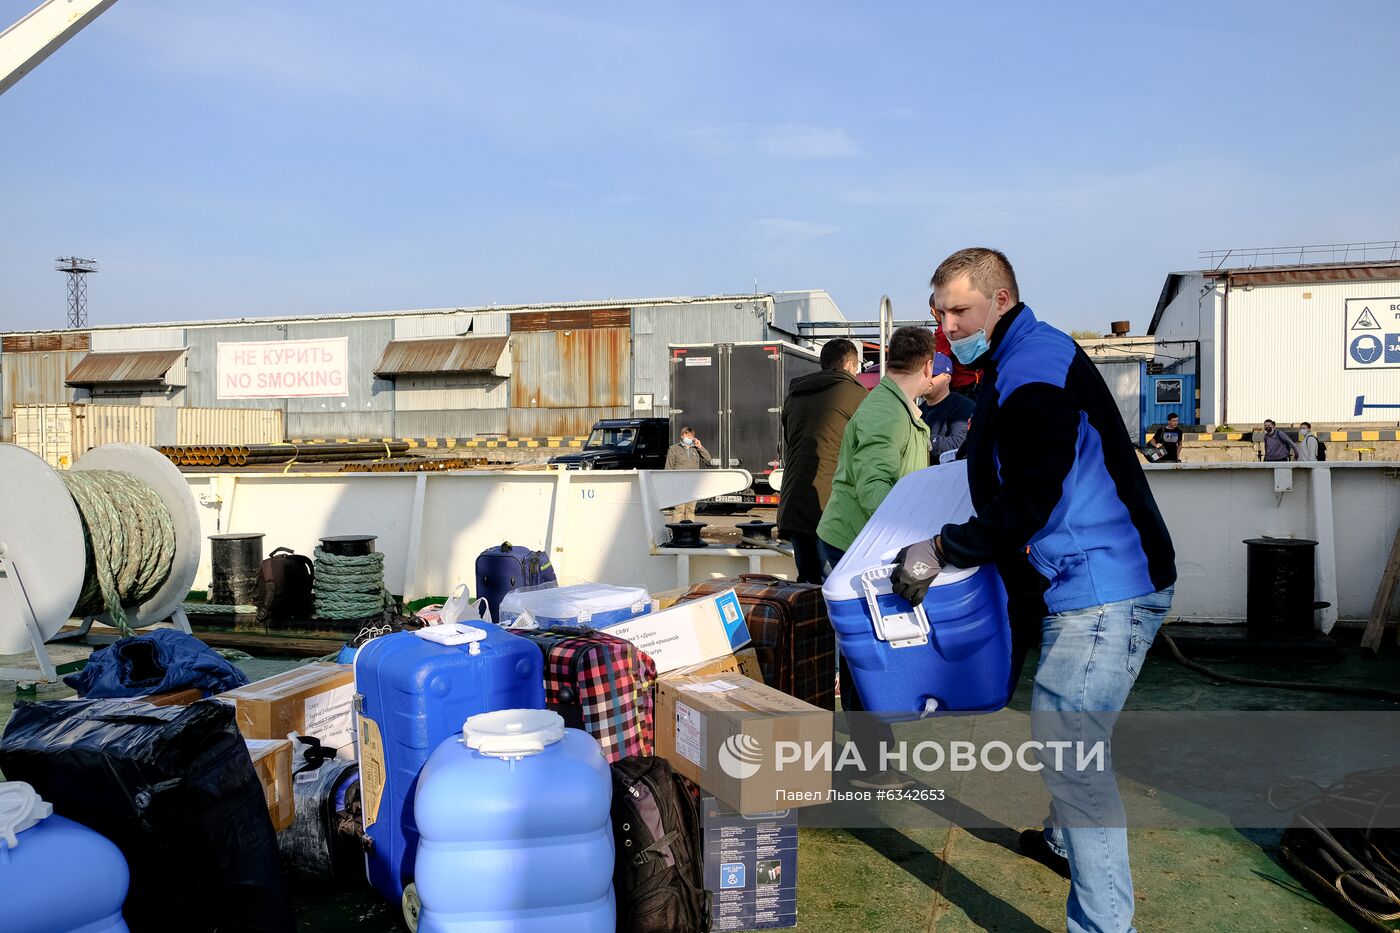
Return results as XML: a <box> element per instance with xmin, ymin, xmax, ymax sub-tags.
<box><xmin>777</xmin><ymin>338</ymin><xmax>867</xmax><ymax>583</ymax></box>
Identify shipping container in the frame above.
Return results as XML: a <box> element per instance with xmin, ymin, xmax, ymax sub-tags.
<box><xmin>668</xmin><ymin>341</ymin><xmax>820</xmax><ymax>490</ymax></box>
<box><xmin>11</xmin><ymin>403</ymin><xmax>283</xmax><ymax>468</ymax></box>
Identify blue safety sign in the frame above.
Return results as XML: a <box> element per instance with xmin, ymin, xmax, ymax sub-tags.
<box><xmin>1345</xmin><ymin>299</ymin><xmax>1400</xmax><ymax>369</ymax></box>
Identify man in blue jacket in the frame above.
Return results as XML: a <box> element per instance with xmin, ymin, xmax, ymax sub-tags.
<box><xmin>892</xmin><ymin>248</ymin><xmax>1176</xmax><ymax>933</ymax></box>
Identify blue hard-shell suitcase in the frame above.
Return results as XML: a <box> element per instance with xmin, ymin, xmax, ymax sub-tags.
<box><xmin>353</xmin><ymin>622</ymin><xmax>545</xmax><ymax>902</ymax></box>
<box><xmin>475</xmin><ymin>542</ymin><xmax>556</xmax><ymax>624</ymax></box>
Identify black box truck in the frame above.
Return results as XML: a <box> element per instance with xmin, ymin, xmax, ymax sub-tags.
<box><xmin>668</xmin><ymin>341</ymin><xmax>820</xmax><ymax>505</ymax></box>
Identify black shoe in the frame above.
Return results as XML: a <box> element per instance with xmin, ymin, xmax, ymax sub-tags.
<box><xmin>1018</xmin><ymin>828</ymin><xmax>1071</xmax><ymax>879</ymax></box>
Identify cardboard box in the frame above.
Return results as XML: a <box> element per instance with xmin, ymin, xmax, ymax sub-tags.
<box><xmin>703</xmin><ymin>796</ymin><xmax>798</xmax><ymax>930</ymax></box>
<box><xmin>219</xmin><ymin>662</ymin><xmax>356</xmax><ymax>759</ymax></box>
<box><xmin>652</xmin><ymin>587</ymin><xmax>693</xmax><ymax>611</ymax></box>
<box><xmin>144</xmin><ymin>687</ymin><xmax>205</xmax><ymax>706</ymax></box>
<box><xmin>63</xmin><ymin>687</ymin><xmax>205</xmax><ymax>706</ymax></box>
<box><xmin>665</xmin><ymin>647</ymin><xmax>765</xmax><ymax>684</ymax></box>
<box><xmin>656</xmin><ymin>674</ymin><xmax>831</xmax><ymax>815</ymax></box>
<box><xmin>603</xmin><ymin>590</ymin><xmax>750</xmax><ymax>674</ymax></box>
<box><xmin>246</xmin><ymin>738</ymin><xmax>295</xmax><ymax>832</ymax></box>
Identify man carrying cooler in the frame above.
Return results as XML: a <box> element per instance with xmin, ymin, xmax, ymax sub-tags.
<box><xmin>893</xmin><ymin>248</ymin><xmax>1176</xmax><ymax>933</ymax></box>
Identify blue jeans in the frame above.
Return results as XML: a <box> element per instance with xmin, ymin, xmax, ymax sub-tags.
<box><xmin>1032</xmin><ymin>585</ymin><xmax>1173</xmax><ymax>933</ymax></box>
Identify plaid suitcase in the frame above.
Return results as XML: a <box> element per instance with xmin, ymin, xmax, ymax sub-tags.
<box><xmin>680</xmin><ymin>574</ymin><xmax>836</xmax><ymax>710</ymax></box>
<box><xmin>517</xmin><ymin>626</ymin><xmax>657</xmax><ymax>763</ymax></box>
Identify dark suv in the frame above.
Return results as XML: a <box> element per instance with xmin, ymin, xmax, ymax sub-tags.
<box><xmin>548</xmin><ymin>418</ymin><xmax>670</xmax><ymax>470</ymax></box>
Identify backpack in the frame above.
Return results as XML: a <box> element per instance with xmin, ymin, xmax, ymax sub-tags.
<box><xmin>610</xmin><ymin>756</ymin><xmax>710</xmax><ymax>933</ymax></box>
<box><xmin>256</xmin><ymin>547</ymin><xmax>315</xmax><ymax>625</ymax></box>
<box><xmin>1316</xmin><ymin>438</ymin><xmax>1327</xmax><ymax>461</ymax></box>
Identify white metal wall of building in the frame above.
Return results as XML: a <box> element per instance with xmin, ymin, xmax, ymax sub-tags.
<box><xmin>1092</xmin><ymin>360</ymin><xmax>1143</xmax><ymax>441</ymax></box>
<box><xmin>1224</xmin><ymin>280</ymin><xmax>1400</xmax><ymax>425</ymax></box>
<box><xmin>1153</xmin><ymin>272</ymin><xmax>1222</xmax><ymax>424</ymax></box>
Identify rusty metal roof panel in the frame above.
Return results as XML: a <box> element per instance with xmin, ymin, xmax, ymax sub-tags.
<box><xmin>3</xmin><ymin>333</ymin><xmax>90</xmax><ymax>353</ymax></box>
<box><xmin>509</xmin><ymin>308</ymin><xmax>631</xmax><ymax>332</ymax></box>
<box><xmin>373</xmin><ymin>336</ymin><xmax>510</xmax><ymax>377</ymax></box>
<box><xmin>65</xmin><ymin>349</ymin><xmax>186</xmax><ymax>386</ymax></box>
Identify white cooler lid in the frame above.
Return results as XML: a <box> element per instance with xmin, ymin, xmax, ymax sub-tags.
<box><xmin>464</xmin><ymin>709</ymin><xmax>566</xmax><ymax>758</ymax></box>
<box><xmin>822</xmin><ymin>461</ymin><xmax>980</xmax><ymax>601</ymax></box>
<box><xmin>0</xmin><ymin>781</ymin><xmax>53</xmax><ymax>849</ymax></box>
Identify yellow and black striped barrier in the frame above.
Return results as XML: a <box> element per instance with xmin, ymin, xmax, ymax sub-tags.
<box><xmin>286</xmin><ymin>436</ymin><xmax>588</xmax><ymax>449</ymax></box>
<box><xmin>1187</xmin><ymin>430</ymin><xmax>1400</xmax><ymax>443</ymax></box>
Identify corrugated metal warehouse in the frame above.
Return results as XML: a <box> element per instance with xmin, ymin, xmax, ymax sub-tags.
<box><xmin>0</xmin><ymin>291</ymin><xmax>844</xmax><ymax>443</ymax></box>
<box><xmin>1150</xmin><ymin>257</ymin><xmax>1400</xmax><ymax>427</ymax></box>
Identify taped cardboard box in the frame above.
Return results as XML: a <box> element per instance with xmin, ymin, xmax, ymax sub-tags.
<box><xmin>603</xmin><ymin>589</ymin><xmax>750</xmax><ymax>674</ymax></box>
<box><xmin>652</xmin><ymin>587</ymin><xmax>693</xmax><ymax>611</ymax></box>
<box><xmin>665</xmin><ymin>647</ymin><xmax>764</xmax><ymax>684</ymax></box>
<box><xmin>219</xmin><ymin>662</ymin><xmax>356</xmax><ymax>759</ymax></box>
<box><xmin>63</xmin><ymin>687</ymin><xmax>204</xmax><ymax>707</ymax></box>
<box><xmin>656</xmin><ymin>674</ymin><xmax>831</xmax><ymax>815</ymax></box>
<box><xmin>246</xmin><ymin>738</ymin><xmax>295</xmax><ymax>832</ymax></box>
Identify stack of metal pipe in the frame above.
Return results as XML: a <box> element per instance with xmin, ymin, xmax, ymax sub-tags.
<box><xmin>158</xmin><ymin>442</ymin><xmax>410</xmax><ymax>467</ymax></box>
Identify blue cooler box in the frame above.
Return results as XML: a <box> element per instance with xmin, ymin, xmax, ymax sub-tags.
<box><xmin>497</xmin><ymin>583</ymin><xmax>652</xmax><ymax>629</ymax></box>
<box><xmin>822</xmin><ymin>462</ymin><xmax>1012</xmax><ymax>719</ymax></box>
<box><xmin>354</xmin><ymin>623</ymin><xmax>545</xmax><ymax>902</ymax></box>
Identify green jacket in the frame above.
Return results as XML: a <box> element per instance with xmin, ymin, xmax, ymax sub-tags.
<box><xmin>816</xmin><ymin>376</ymin><xmax>931</xmax><ymax>552</ymax></box>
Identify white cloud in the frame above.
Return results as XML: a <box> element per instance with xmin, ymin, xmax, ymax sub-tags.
<box><xmin>754</xmin><ymin>218</ymin><xmax>840</xmax><ymax>238</ymax></box>
<box><xmin>686</xmin><ymin>123</ymin><xmax>861</xmax><ymax>160</ymax></box>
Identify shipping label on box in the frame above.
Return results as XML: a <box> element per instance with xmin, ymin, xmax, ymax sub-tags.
<box><xmin>219</xmin><ymin>662</ymin><xmax>357</xmax><ymax>759</ymax></box>
<box><xmin>604</xmin><ymin>589</ymin><xmax>750</xmax><ymax>673</ymax></box>
<box><xmin>656</xmin><ymin>674</ymin><xmax>832</xmax><ymax>815</ymax></box>
<box><xmin>703</xmin><ymin>796</ymin><xmax>798</xmax><ymax>930</ymax></box>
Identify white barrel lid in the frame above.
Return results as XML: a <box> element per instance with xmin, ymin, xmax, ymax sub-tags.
<box><xmin>464</xmin><ymin>709</ymin><xmax>566</xmax><ymax>759</ymax></box>
<box><xmin>0</xmin><ymin>781</ymin><xmax>53</xmax><ymax>849</ymax></box>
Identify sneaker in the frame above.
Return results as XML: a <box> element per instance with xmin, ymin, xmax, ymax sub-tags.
<box><xmin>1018</xmin><ymin>828</ymin><xmax>1072</xmax><ymax>879</ymax></box>
<box><xmin>848</xmin><ymin>770</ymin><xmax>915</xmax><ymax>791</ymax></box>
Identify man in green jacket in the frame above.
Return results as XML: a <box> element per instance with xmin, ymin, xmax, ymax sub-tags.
<box><xmin>817</xmin><ymin>326</ymin><xmax>937</xmax><ymax>559</ymax></box>
<box><xmin>817</xmin><ymin>325</ymin><xmax>939</xmax><ymax>788</ymax></box>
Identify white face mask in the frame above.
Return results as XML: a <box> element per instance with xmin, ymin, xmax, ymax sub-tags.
<box><xmin>682</xmin><ymin>437</ymin><xmax>694</xmax><ymax>447</ymax></box>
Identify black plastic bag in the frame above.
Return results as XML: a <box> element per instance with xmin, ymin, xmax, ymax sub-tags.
<box><xmin>0</xmin><ymin>698</ymin><xmax>295</xmax><ymax>932</ymax></box>
<box><xmin>278</xmin><ymin>756</ymin><xmax>368</xmax><ymax>885</ymax></box>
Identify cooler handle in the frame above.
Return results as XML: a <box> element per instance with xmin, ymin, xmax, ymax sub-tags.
<box><xmin>858</xmin><ymin>565</ymin><xmax>930</xmax><ymax>649</ymax></box>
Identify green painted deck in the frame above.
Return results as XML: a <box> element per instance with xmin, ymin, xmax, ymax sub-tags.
<box><xmin>3</xmin><ymin>638</ymin><xmax>1390</xmax><ymax>932</ymax></box>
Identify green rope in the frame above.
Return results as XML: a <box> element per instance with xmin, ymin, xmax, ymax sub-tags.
<box><xmin>59</xmin><ymin>470</ymin><xmax>176</xmax><ymax>637</ymax></box>
<box><xmin>312</xmin><ymin>548</ymin><xmax>394</xmax><ymax>621</ymax></box>
<box><xmin>181</xmin><ymin>603</ymin><xmax>257</xmax><ymax>615</ymax></box>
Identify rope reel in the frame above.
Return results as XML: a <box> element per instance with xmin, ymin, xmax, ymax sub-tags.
<box><xmin>0</xmin><ymin>444</ymin><xmax>201</xmax><ymax>657</ymax></box>
<box><xmin>60</xmin><ymin>470</ymin><xmax>176</xmax><ymax>636</ymax></box>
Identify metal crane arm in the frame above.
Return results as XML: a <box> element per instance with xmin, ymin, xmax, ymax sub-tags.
<box><xmin>0</xmin><ymin>0</ymin><xmax>117</xmax><ymax>96</ymax></box>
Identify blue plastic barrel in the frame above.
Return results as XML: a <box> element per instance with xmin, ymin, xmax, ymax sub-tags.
<box><xmin>414</xmin><ymin>709</ymin><xmax>615</xmax><ymax>933</ymax></box>
<box><xmin>354</xmin><ymin>623</ymin><xmax>545</xmax><ymax>902</ymax></box>
<box><xmin>0</xmin><ymin>782</ymin><xmax>130</xmax><ymax>933</ymax></box>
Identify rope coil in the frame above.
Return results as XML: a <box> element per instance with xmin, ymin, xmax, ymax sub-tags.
<box><xmin>59</xmin><ymin>470</ymin><xmax>176</xmax><ymax>636</ymax></box>
<box><xmin>312</xmin><ymin>548</ymin><xmax>394</xmax><ymax>621</ymax></box>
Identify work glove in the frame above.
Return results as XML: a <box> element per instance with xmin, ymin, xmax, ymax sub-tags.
<box><xmin>890</xmin><ymin>538</ymin><xmax>942</xmax><ymax>607</ymax></box>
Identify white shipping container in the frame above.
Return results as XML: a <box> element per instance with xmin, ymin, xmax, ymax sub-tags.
<box><xmin>13</xmin><ymin>405</ymin><xmax>75</xmax><ymax>468</ymax></box>
<box><xmin>12</xmin><ymin>404</ymin><xmax>284</xmax><ymax>468</ymax></box>
<box><xmin>176</xmin><ymin>407</ymin><xmax>283</xmax><ymax>445</ymax></box>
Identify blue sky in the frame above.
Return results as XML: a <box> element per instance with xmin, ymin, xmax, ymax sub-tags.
<box><xmin>2</xmin><ymin>1</ymin><xmax>1397</xmax><ymax>334</ymax></box>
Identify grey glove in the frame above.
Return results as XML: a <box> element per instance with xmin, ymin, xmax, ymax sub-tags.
<box><xmin>891</xmin><ymin>538</ymin><xmax>942</xmax><ymax>607</ymax></box>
